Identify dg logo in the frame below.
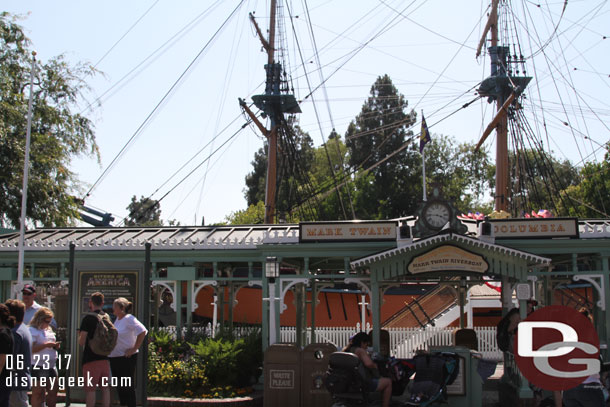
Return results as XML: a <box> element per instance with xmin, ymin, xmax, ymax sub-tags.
<box><xmin>514</xmin><ymin>305</ymin><xmax>600</xmax><ymax>391</ymax></box>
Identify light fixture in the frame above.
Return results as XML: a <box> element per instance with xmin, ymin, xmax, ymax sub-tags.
<box><xmin>265</xmin><ymin>256</ymin><xmax>279</xmax><ymax>279</ymax></box>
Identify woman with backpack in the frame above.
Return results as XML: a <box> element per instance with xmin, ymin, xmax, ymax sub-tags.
<box><xmin>29</xmin><ymin>307</ymin><xmax>60</xmax><ymax>407</ymax></box>
<box><xmin>108</xmin><ymin>297</ymin><xmax>148</xmax><ymax>407</ymax></box>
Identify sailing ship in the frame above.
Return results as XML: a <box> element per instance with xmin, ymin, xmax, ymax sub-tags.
<box><xmin>185</xmin><ymin>0</ymin><xmax>601</xmax><ymax>329</ymax></box>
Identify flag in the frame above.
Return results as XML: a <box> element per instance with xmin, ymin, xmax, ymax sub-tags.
<box><xmin>420</xmin><ymin>114</ymin><xmax>431</xmax><ymax>153</ymax></box>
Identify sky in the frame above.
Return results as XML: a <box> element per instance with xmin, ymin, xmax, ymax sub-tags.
<box><xmin>3</xmin><ymin>0</ymin><xmax>609</xmax><ymax>226</ymax></box>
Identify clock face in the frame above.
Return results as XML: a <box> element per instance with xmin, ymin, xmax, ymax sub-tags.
<box><xmin>423</xmin><ymin>201</ymin><xmax>451</xmax><ymax>229</ymax></box>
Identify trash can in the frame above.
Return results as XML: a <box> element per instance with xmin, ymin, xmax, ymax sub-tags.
<box><xmin>301</xmin><ymin>343</ymin><xmax>337</xmax><ymax>406</ymax></box>
<box><xmin>264</xmin><ymin>344</ymin><xmax>301</xmax><ymax>407</ymax></box>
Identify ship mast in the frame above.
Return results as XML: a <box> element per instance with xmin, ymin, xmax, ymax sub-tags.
<box><xmin>475</xmin><ymin>0</ymin><xmax>530</xmax><ymax>213</ymax></box>
<box><xmin>239</xmin><ymin>0</ymin><xmax>301</xmax><ymax>224</ymax></box>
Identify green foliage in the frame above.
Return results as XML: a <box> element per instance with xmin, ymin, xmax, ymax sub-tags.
<box><xmin>0</xmin><ymin>13</ymin><xmax>99</xmax><ymax>228</ymax></box>
<box><xmin>147</xmin><ymin>351</ymin><xmax>209</xmax><ymax>398</ymax></box>
<box><xmin>346</xmin><ymin>74</ymin><xmax>419</xmax><ymax>218</ymax></box>
<box><xmin>243</xmin><ymin>120</ymin><xmax>316</xmax><ymax>222</ymax></box>
<box><xmin>125</xmin><ymin>195</ymin><xmax>162</xmax><ymax>226</ymax></box>
<box><xmin>244</xmin><ymin>147</ymin><xmax>268</xmax><ymax>206</ymax></box>
<box><xmin>147</xmin><ymin>328</ymin><xmax>261</xmax><ymax>398</ymax></box>
<box><xmin>507</xmin><ymin>149</ymin><xmax>581</xmax><ymax>216</ymax></box>
<box><xmin>557</xmin><ymin>143</ymin><xmax>610</xmax><ymax>218</ymax></box>
<box><xmin>213</xmin><ymin>327</ymin><xmax>263</xmax><ymax>386</ymax></box>
<box><xmin>191</xmin><ymin>337</ymin><xmax>243</xmax><ymax>386</ymax></box>
<box><xmin>224</xmin><ymin>201</ymin><xmax>266</xmax><ymax>224</ymax></box>
<box><xmin>238</xmin><ymin>75</ymin><xmax>501</xmax><ymax>221</ymax></box>
<box><xmin>424</xmin><ymin>135</ymin><xmax>495</xmax><ymax>213</ymax></box>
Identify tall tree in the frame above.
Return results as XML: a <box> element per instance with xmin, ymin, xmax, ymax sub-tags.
<box><xmin>0</xmin><ymin>13</ymin><xmax>99</xmax><ymax>228</ymax></box>
<box><xmin>125</xmin><ymin>195</ymin><xmax>162</xmax><ymax>226</ymax></box>
<box><xmin>244</xmin><ymin>147</ymin><xmax>267</xmax><ymax>206</ymax></box>
<box><xmin>508</xmin><ymin>149</ymin><xmax>580</xmax><ymax>216</ymax></box>
<box><xmin>243</xmin><ymin>119</ymin><xmax>316</xmax><ymax>221</ymax></box>
<box><xmin>345</xmin><ymin>74</ymin><xmax>418</xmax><ymax>218</ymax></box>
<box><xmin>423</xmin><ymin>135</ymin><xmax>495</xmax><ymax>213</ymax></box>
<box><xmin>308</xmin><ymin>131</ymin><xmax>354</xmax><ymax>220</ymax></box>
<box><xmin>558</xmin><ymin>144</ymin><xmax>610</xmax><ymax>218</ymax></box>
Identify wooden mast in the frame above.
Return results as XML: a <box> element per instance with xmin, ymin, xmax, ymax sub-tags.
<box><xmin>491</xmin><ymin>1</ymin><xmax>509</xmax><ymax>212</ymax></box>
<box><xmin>491</xmin><ymin>3</ymin><xmax>509</xmax><ymax>212</ymax></box>
<box><xmin>242</xmin><ymin>0</ymin><xmax>300</xmax><ymax>224</ymax></box>
<box><xmin>476</xmin><ymin>0</ymin><xmax>511</xmax><ymax>212</ymax></box>
<box><xmin>265</xmin><ymin>0</ymin><xmax>278</xmax><ymax>224</ymax></box>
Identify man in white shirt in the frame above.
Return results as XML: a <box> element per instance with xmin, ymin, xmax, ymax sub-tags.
<box><xmin>22</xmin><ymin>284</ymin><xmax>57</xmax><ymax>329</ymax></box>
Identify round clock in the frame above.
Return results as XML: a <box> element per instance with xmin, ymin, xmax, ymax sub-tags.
<box><xmin>422</xmin><ymin>201</ymin><xmax>451</xmax><ymax>230</ymax></box>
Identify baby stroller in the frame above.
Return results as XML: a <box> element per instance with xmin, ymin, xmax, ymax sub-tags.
<box><xmin>403</xmin><ymin>351</ymin><xmax>460</xmax><ymax>406</ymax></box>
<box><xmin>323</xmin><ymin>352</ymin><xmax>415</xmax><ymax>406</ymax></box>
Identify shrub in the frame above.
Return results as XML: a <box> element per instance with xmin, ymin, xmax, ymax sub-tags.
<box><xmin>147</xmin><ymin>328</ymin><xmax>262</xmax><ymax>398</ymax></box>
<box><xmin>191</xmin><ymin>337</ymin><xmax>243</xmax><ymax>386</ymax></box>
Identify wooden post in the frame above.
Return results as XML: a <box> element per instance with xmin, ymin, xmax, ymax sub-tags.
<box><xmin>265</xmin><ymin>126</ymin><xmax>278</xmax><ymax>224</ymax></box>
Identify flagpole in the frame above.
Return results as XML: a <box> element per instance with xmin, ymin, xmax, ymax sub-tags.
<box><xmin>422</xmin><ymin>148</ymin><xmax>427</xmax><ymax>202</ymax></box>
<box><xmin>421</xmin><ymin>110</ymin><xmax>428</xmax><ymax>202</ymax></box>
<box><xmin>16</xmin><ymin>52</ymin><xmax>36</xmax><ymax>298</ymax></box>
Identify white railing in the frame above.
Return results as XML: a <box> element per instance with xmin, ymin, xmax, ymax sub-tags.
<box><xmin>157</xmin><ymin>324</ymin><xmax>260</xmax><ymax>339</ymax></box>
<box><xmin>158</xmin><ymin>324</ymin><xmax>502</xmax><ymax>361</ymax></box>
<box><xmin>281</xmin><ymin>325</ymin><xmax>502</xmax><ymax>361</ymax></box>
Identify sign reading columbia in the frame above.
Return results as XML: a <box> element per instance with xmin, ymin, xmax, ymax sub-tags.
<box><xmin>408</xmin><ymin>245</ymin><xmax>488</xmax><ymax>274</ymax></box>
<box><xmin>299</xmin><ymin>221</ymin><xmax>397</xmax><ymax>242</ymax></box>
<box><xmin>490</xmin><ymin>218</ymin><xmax>578</xmax><ymax>239</ymax></box>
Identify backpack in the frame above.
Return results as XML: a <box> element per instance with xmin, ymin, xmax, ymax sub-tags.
<box><xmin>86</xmin><ymin>312</ymin><xmax>118</xmax><ymax>356</ymax></box>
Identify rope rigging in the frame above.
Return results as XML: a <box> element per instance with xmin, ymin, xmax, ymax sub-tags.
<box><xmin>83</xmin><ymin>0</ymin><xmax>246</xmax><ymax>201</ymax></box>
<box><xmin>71</xmin><ymin>0</ymin><xmax>610</xmax><ymax>224</ymax></box>
<box><xmin>287</xmin><ymin>0</ymin><xmax>353</xmax><ymax>220</ymax></box>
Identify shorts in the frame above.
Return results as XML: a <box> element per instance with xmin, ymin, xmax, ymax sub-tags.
<box><xmin>368</xmin><ymin>378</ymin><xmax>379</xmax><ymax>392</ymax></box>
<box><xmin>82</xmin><ymin>360</ymin><xmax>110</xmax><ymax>392</ymax></box>
<box><xmin>31</xmin><ymin>367</ymin><xmax>57</xmax><ymax>379</ymax></box>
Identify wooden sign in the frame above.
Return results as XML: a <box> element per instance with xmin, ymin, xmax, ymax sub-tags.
<box><xmin>408</xmin><ymin>245</ymin><xmax>488</xmax><ymax>274</ymax></box>
<box><xmin>299</xmin><ymin>221</ymin><xmax>396</xmax><ymax>242</ymax></box>
<box><xmin>490</xmin><ymin>218</ymin><xmax>578</xmax><ymax>239</ymax></box>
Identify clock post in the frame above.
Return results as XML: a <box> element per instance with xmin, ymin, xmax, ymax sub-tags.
<box><xmin>412</xmin><ymin>186</ymin><xmax>467</xmax><ymax>238</ymax></box>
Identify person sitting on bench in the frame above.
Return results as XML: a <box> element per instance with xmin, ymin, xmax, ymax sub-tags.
<box><xmin>342</xmin><ymin>332</ymin><xmax>392</xmax><ymax>407</ymax></box>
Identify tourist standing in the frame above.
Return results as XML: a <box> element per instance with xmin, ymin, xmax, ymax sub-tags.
<box><xmin>21</xmin><ymin>285</ymin><xmax>56</xmax><ymax>329</ymax></box>
<box><xmin>79</xmin><ymin>292</ymin><xmax>112</xmax><ymax>407</ymax></box>
<box><xmin>5</xmin><ymin>300</ymin><xmax>32</xmax><ymax>407</ymax></box>
<box><xmin>28</xmin><ymin>307</ymin><xmax>59</xmax><ymax>407</ymax></box>
<box><xmin>108</xmin><ymin>298</ymin><xmax>148</xmax><ymax>407</ymax></box>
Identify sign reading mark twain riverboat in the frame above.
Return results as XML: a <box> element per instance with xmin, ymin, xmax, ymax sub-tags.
<box><xmin>490</xmin><ymin>218</ymin><xmax>578</xmax><ymax>239</ymax></box>
<box><xmin>408</xmin><ymin>245</ymin><xmax>488</xmax><ymax>274</ymax></box>
<box><xmin>299</xmin><ymin>221</ymin><xmax>396</xmax><ymax>242</ymax></box>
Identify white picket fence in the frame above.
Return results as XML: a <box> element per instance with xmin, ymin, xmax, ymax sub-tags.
<box><xmin>281</xmin><ymin>325</ymin><xmax>502</xmax><ymax>361</ymax></box>
<box><xmin>159</xmin><ymin>324</ymin><xmax>502</xmax><ymax>361</ymax></box>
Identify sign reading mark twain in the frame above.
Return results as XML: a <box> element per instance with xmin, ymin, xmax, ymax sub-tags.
<box><xmin>490</xmin><ymin>218</ymin><xmax>578</xmax><ymax>239</ymax></box>
<box><xmin>299</xmin><ymin>221</ymin><xmax>396</xmax><ymax>242</ymax></box>
<box><xmin>408</xmin><ymin>245</ymin><xmax>488</xmax><ymax>274</ymax></box>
